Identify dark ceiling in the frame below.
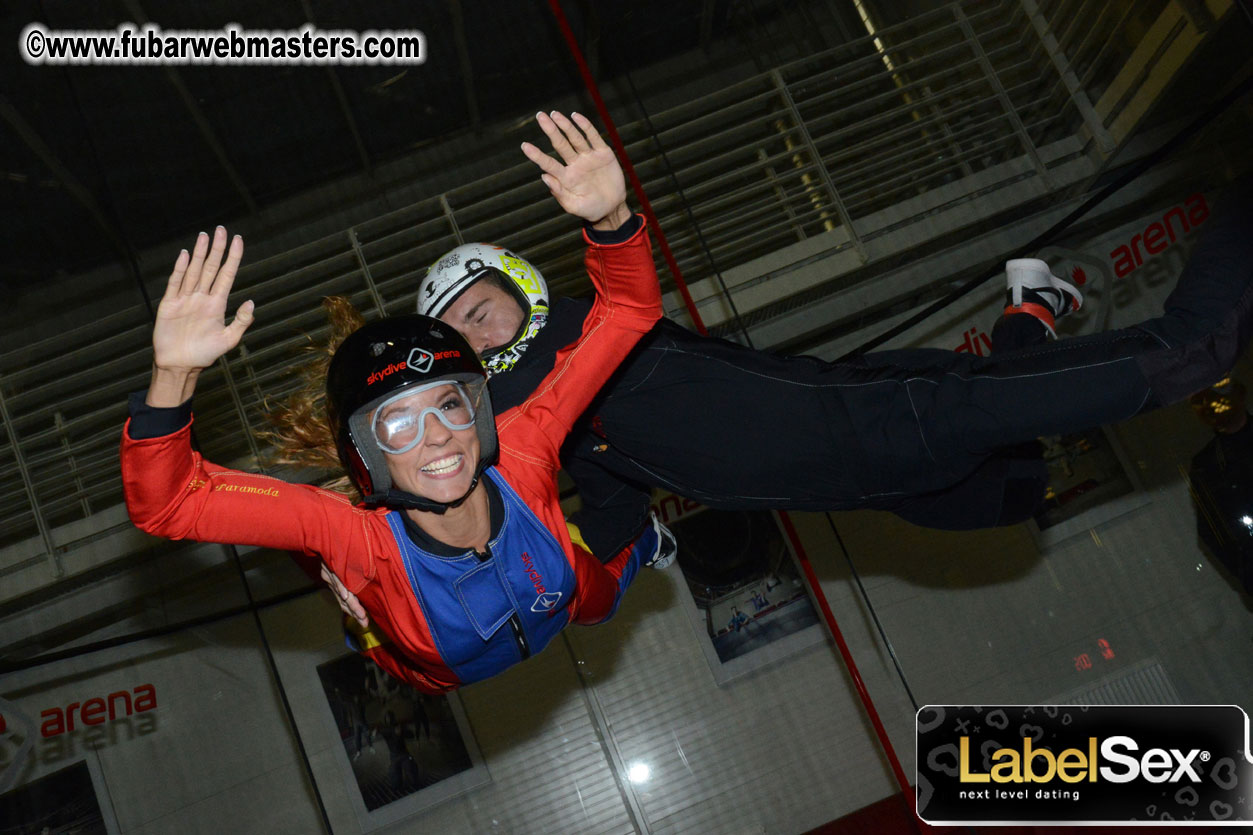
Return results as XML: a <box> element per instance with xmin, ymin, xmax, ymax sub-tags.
<box><xmin>1</xmin><ymin>0</ymin><xmax>848</xmax><ymax>289</ymax></box>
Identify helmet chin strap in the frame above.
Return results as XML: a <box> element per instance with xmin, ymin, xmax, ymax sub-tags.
<box><xmin>363</xmin><ymin>472</ymin><xmax>482</xmax><ymax>514</ymax></box>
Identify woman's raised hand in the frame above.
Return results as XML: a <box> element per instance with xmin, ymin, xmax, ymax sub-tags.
<box><xmin>521</xmin><ymin>111</ymin><xmax>630</xmax><ymax>229</ymax></box>
<box><xmin>152</xmin><ymin>227</ymin><xmax>254</xmax><ymax>375</ymax></box>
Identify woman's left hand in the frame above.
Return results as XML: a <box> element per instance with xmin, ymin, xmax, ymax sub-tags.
<box><xmin>322</xmin><ymin>564</ymin><xmax>370</xmax><ymax>629</ymax></box>
<box><xmin>522</xmin><ymin>111</ymin><xmax>630</xmax><ymax>230</ymax></box>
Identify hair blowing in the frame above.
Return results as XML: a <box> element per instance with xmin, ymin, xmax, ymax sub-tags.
<box><xmin>260</xmin><ymin>295</ymin><xmax>366</xmax><ymax>498</ymax></box>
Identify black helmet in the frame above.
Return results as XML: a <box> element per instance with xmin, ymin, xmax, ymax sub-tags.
<box><xmin>326</xmin><ymin>315</ymin><xmax>496</xmax><ymax>513</ymax></box>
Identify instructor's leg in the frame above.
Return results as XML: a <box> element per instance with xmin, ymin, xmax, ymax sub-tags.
<box><xmin>917</xmin><ymin>177</ymin><xmax>1253</xmax><ymax>457</ymax></box>
<box><xmin>888</xmin><ymin>305</ymin><xmax>1052</xmax><ymax>529</ymax></box>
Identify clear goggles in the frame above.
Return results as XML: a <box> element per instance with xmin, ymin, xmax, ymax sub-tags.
<box><xmin>369</xmin><ymin>381</ymin><xmax>479</xmax><ymax>455</ymax></box>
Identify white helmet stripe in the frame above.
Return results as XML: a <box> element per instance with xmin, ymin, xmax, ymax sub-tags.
<box><xmin>424</xmin><ymin>271</ymin><xmax>479</xmax><ymax>318</ymax></box>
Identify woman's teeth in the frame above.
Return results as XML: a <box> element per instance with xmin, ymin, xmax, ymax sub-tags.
<box><xmin>421</xmin><ymin>454</ymin><xmax>462</xmax><ymax>475</ymax></box>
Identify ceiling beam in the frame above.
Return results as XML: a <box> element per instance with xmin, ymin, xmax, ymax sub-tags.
<box><xmin>700</xmin><ymin>0</ymin><xmax>717</xmax><ymax>52</ymax></box>
<box><xmin>122</xmin><ymin>0</ymin><xmax>258</xmax><ymax>215</ymax></box>
<box><xmin>0</xmin><ymin>94</ymin><xmax>133</xmax><ymax>261</ymax></box>
<box><xmin>448</xmin><ymin>0</ymin><xmax>482</xmax><ymax>131</ymax></box>
<box><xmin>301</xmin><ymin>0</ymin><xmax>373</xmax><ymax>174</ymax></box>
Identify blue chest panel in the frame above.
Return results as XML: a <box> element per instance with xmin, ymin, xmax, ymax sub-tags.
<box><xmin>388</xmin><ymin>468</ymin><xmax>574</xmax><ymax>686</ymax></box>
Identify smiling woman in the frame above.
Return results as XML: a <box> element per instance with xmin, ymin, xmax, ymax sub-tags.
<box><xmin>119</xmin><ymin>112</ymin><xmax>672</xmax><ymax>693</ymax></box>
<box><xmin>323</xmin><ymin>316</ymin><xmax>499</xmax><ymax>547</ymax></box>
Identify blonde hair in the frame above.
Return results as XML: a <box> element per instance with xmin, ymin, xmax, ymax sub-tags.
<box><xmin>261</xmin><ymin>296</ymin><xmax>366</xmax><ymax>498</ymax></box>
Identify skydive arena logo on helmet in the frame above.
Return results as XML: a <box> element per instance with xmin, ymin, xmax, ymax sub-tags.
<box><xmin>367</xmin><ymin>362</ymin><xmax>407</xmax><ymax>385</ymax></box>
<box><xmin>365</xmin><ymin>347</ymin><xmax>462</xmax><ymax>385</ymax></box>
<box><xmin>916</xmin><ymin>705</ymin><xmax>1253</xmax><ymax>825</ymax></box>
<box><xmin>408</xmin><ymin>347</ymin><xmax>434</xmax><ymax>373</ymax></box>
<box><xmin>406</xmin><ymin>347</ymin><xmax>461</xmax><ymax>373</ymax></box>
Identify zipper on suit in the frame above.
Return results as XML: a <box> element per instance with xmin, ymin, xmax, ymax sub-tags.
<box><xmin>477</xmin><ymin>544</ymin><xmax>530</xmax><ymax>660</ymax></box>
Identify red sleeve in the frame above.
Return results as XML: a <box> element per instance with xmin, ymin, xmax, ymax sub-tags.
<box><xmin>357</xmin><ymin>639</ymin><xmax>459</xmax><ymax>694</ymax></box>
<box><xmin>120</xmin><ymin>418</ymin><xmax>381</xmax><ymax>594</ymax></box>
<box><xmin>496</xmin><ymin>217</ymin><xmax>662</xmax><ymax>470</ymax></box>
<box><xmin>566</xmin><ymin>539</ymin><xmax>637</xmax><ymax>625</ymax></box>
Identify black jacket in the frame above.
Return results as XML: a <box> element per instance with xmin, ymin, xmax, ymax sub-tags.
<box><xmin>487</xmin><ymin>292</ymin><xmax>872</xmax><ymax>556</ymax></box>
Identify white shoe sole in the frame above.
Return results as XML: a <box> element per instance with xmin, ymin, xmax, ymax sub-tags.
<box><xmin>646</xmin><ymin>514</ymin><xmax>677</xmax><ymax>570</ymax></box>
<box><xmin>1006</xmin><ymin>257</ymin><xmax>1083</xmax><ymax>312</ymax></box>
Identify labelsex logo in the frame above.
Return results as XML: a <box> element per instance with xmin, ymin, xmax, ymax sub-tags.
<box><xmin>960</xmin><ymin>735</ymin><xmax>1207</xmax><ymax>784</ymax></box>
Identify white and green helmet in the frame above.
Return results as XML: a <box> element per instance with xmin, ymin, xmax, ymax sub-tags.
<box><xmin>418</xmin><ymin>242</ymin><xmax>549</xmax><ymax>376</ymax></box>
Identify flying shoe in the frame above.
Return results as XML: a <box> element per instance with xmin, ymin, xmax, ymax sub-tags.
<box><xmin>645</xmin><ymin>515</ymin><xmax>678</xmax><ymax>570</ymax></box>
<box><xmin>1004</xmin><ymin>257</ymin><xmax>1083</xmax><ymax>338</ymax></box>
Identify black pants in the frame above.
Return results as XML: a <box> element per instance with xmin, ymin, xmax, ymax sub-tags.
<box><xmin>868</xmin><ymin>314</ymin><xmax>1050</xmax><ymax>529</ymax></box>
<box><xmin>522</xmin><ymin>179</ymin><xmax>1253</xmax><ymax>555</ymax></box>
<box><xmin>824</xmin><ymin>178</ymin><xmax>1253</xmax><ymax>526</ymax></box>
<box><xmin>582</xmin><ymin>314</ymin><xmax>1057</xmax><ymax>531</ymax></box>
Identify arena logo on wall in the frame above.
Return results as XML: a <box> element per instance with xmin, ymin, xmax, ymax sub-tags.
<box><xmin>1071</xmin><ymin>190</ymin><xmax>1211</xmax><ymax>321</ymax></box>
<box><xmin>0</xmin><ymin>684</ymin><xmax>158</xmax><ymax>775</ymax></box>
<box><xmin>916</xmin><ymin>704</ymin><xmax>1253</xmax><ymax>825</ymax></box>
<box><xmin>36</xmin><ymin>683</ymin><xmax>157</xmax><ymax>737</ymax></box>
<box><xmin>1109</xmin><ymin>192</ymin><xmax>1209</xmax><ymax>279</ymax></box>
<box><xmin>926</xmin><ymin>189</ymin><xmax>1213</xmax><ymax>355</ymax></box>
<box><xmin>651</xmin><ymin>491</ymin><xmax>705</xmax><ymax>526</ymax></box>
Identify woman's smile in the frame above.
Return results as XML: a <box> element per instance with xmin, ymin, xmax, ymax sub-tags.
<box><xmin>420</xmin><ymin>453</ymin><xmax>465</xmax><ymax>477</ymax></box>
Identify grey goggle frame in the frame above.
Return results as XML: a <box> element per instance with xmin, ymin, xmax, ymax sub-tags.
<box><xmin>368</xmin><ymin>381</ymin><xmax>478</xmax><ymax>455</ymax></box>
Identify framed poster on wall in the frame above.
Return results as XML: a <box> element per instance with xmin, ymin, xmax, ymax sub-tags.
<box><xmin>0</xmin><ymin>758</ymin><xmax>121</xmax><ymax>835</ymax></box>
<box><xmin>314</xmin><ymin>651</ymin><xmax>490</xmax><ymax>830</ymax></box>
<box><xmin>653</xmin><ymin>494</ymin><xmax>826</xmax><ymax>685</ymax></box>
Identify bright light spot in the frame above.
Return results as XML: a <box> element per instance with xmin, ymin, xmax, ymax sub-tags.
<box><xmin>626</xmin><ymin>762</ymin><xmax>651</xmax><ymax>784</ymax></box>
<box><xmin>1241</xmin><ymin>515</ymin><xmax>1252</xmax><ymax>527</ymax></box>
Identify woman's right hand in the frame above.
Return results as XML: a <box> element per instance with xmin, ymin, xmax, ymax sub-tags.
<box><xmin>147</xmin><ymin>227</ymin><xmax>254</xmax><ymax>406</ymax></box>
<box><xmin>152</xmin><ymin>227</ymin><xmax>254</xmax><ymax>375</ymax></box>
